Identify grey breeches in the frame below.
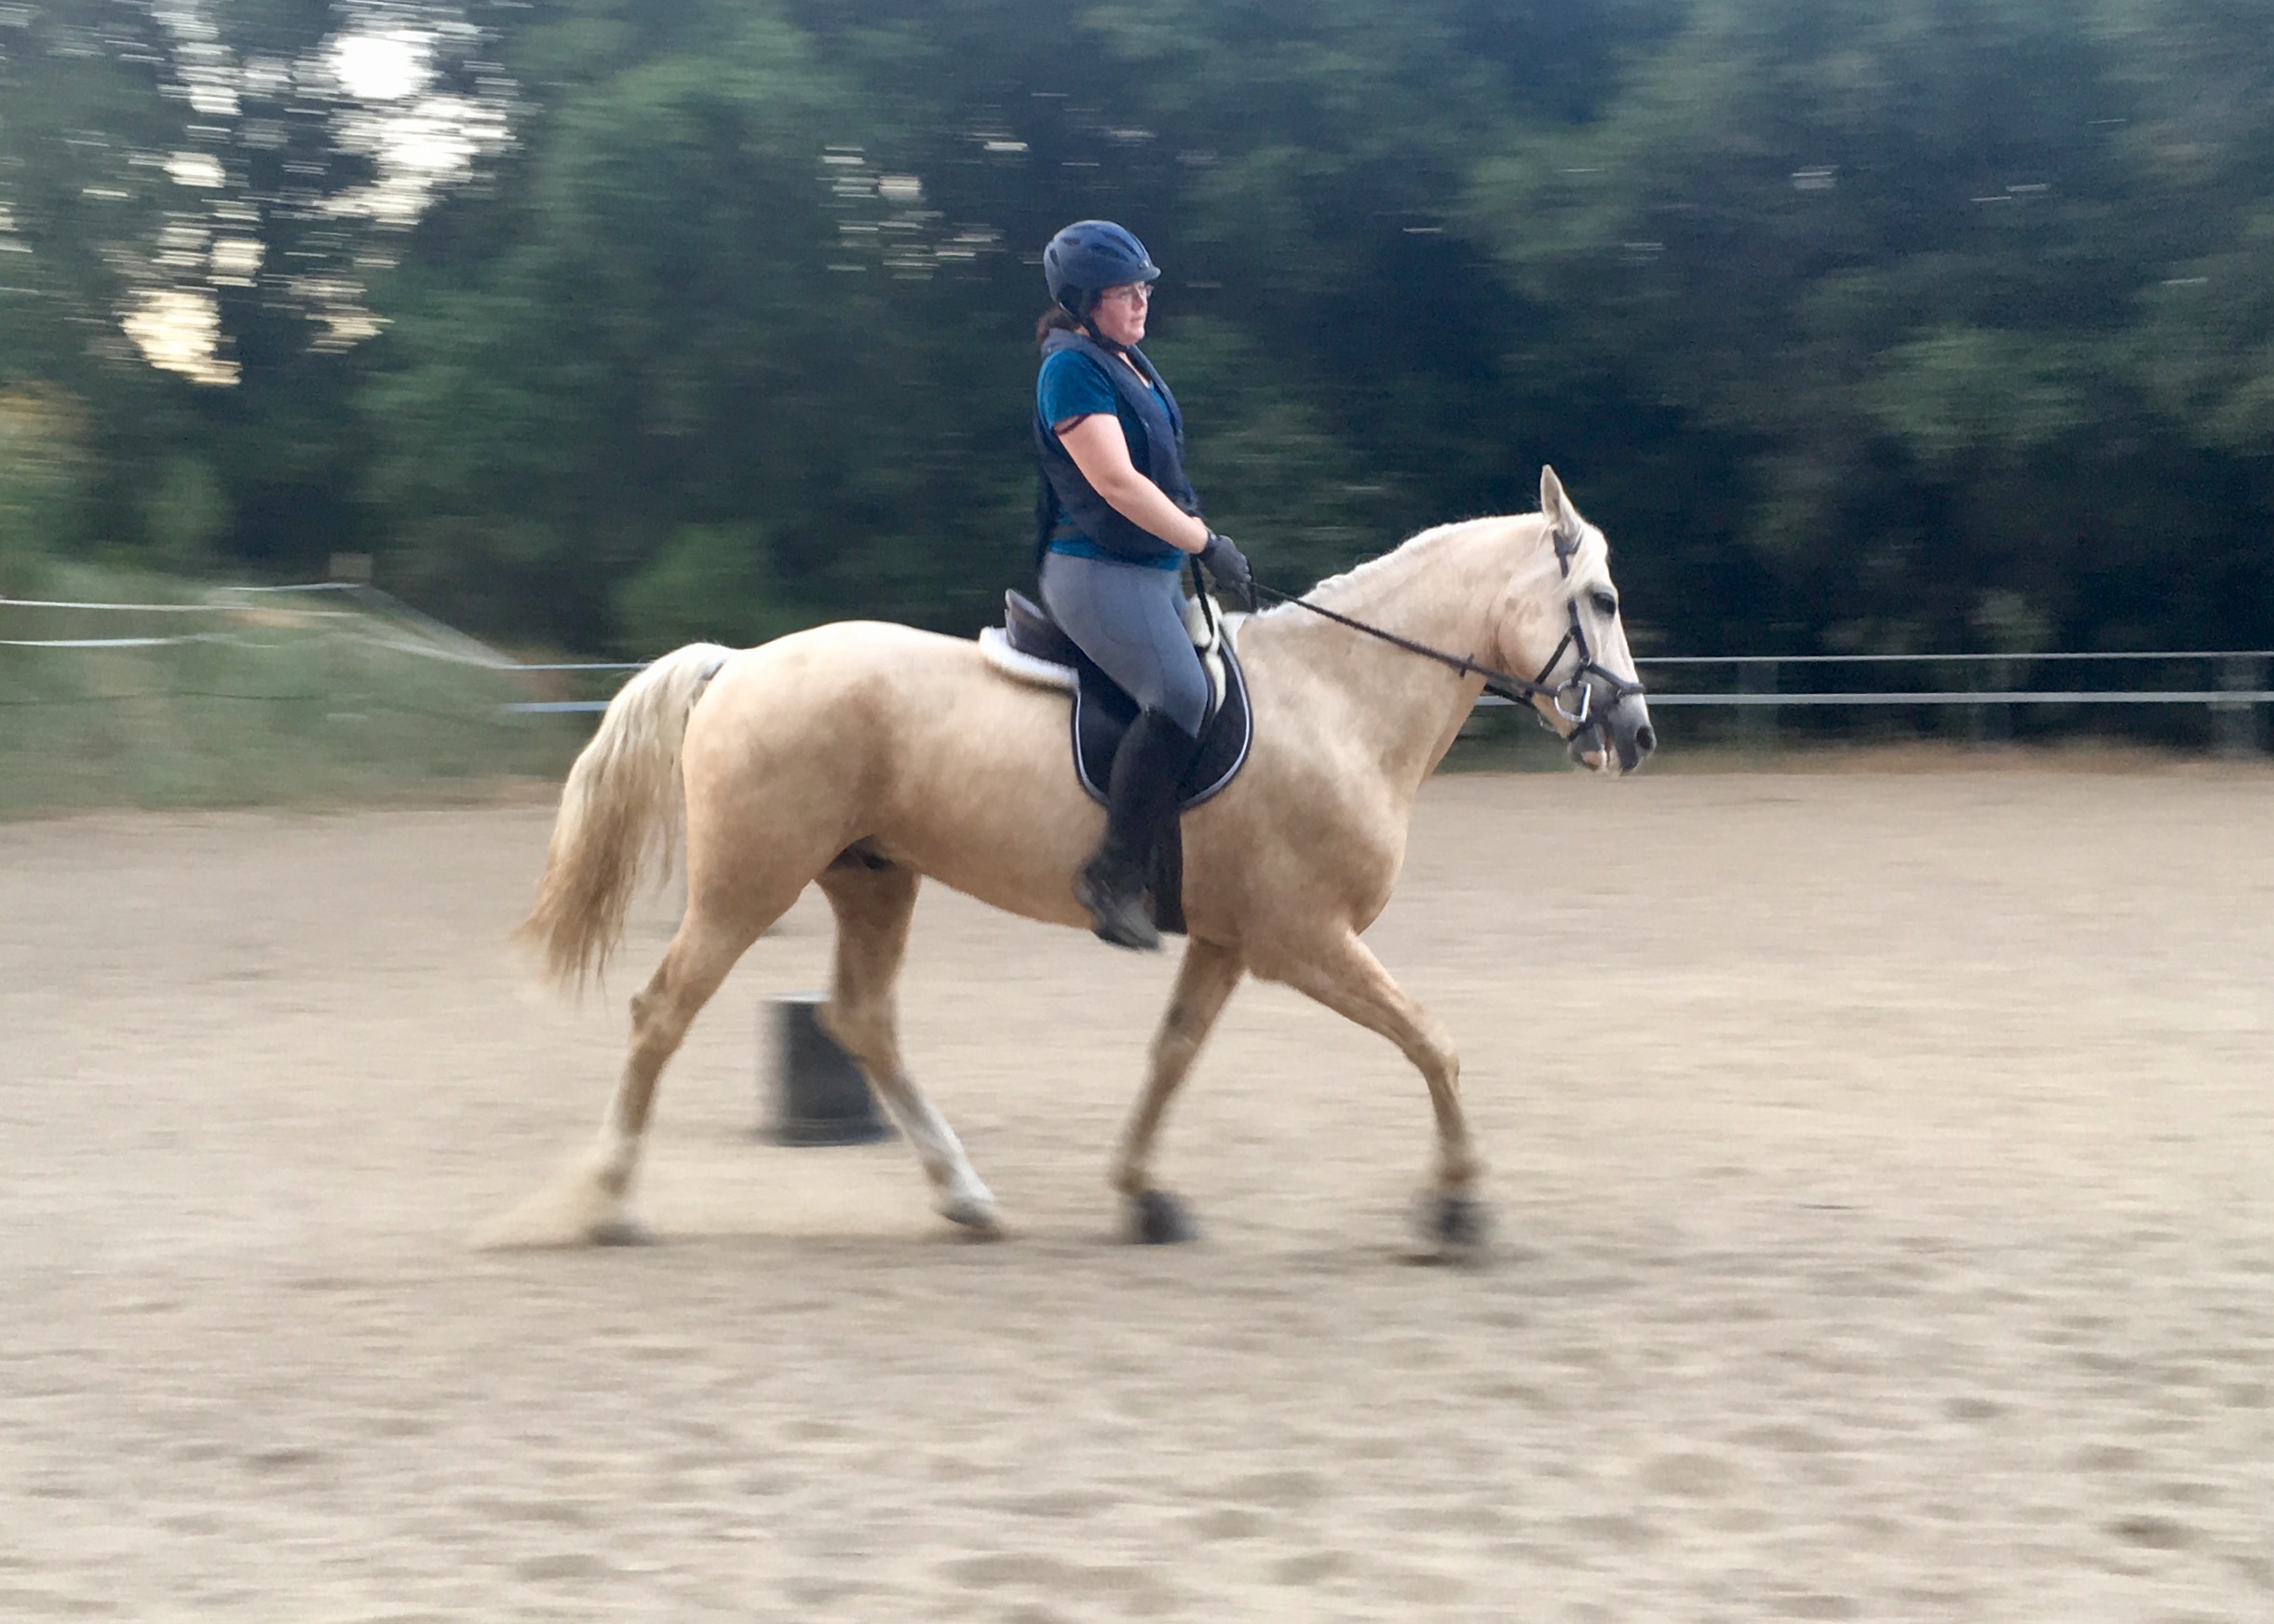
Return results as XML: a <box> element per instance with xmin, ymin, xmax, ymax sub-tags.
<box><xmin>1037</xmin><ymin>551</ymin><xmax>1209</xmax><ymax>738</ymax></box>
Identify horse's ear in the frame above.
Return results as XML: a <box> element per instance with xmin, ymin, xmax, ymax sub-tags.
<box><xmin>1540</xmin><ymin>465</ymin><xmax>1580</xmax><ymax>538</ymax></box>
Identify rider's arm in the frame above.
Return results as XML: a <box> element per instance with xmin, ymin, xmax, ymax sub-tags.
<box><xmin>1053</xmin><ymin>413</ymin><xmax>1210</xmax><ymax>554</ymax></box>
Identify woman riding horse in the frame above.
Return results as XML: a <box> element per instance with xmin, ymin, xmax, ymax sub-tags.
<box><xmin>1032</xmin><ymin>220</ymin><xmax>1255</xmax><ymax>952</ymax></box>
<box><xmin>492</xmin><ymin>236</ymin><xmax>1655</xmax><ymax>1252</ymax></box>
<box><xmin>498</xmin><ymin>469</ymin><xmax>1653</xmax><ymax>1252</ymax></box>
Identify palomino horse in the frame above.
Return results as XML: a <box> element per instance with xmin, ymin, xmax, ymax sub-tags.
<box><xmin>493</xmin><ymin>467</ymin><xmax>1653</xmax><ymax>1251</ymax></box>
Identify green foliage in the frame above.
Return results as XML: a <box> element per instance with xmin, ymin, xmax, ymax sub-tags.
<box><xmin>613</xmin><ymin>521</ymin><xmax>787</xmax><ymax>652</ymax></box>
<box><xmin>0</xmin><ymin>384</ymin><xmax>91</xmax><ymax>591</ymax></box>
<box><xmin>359</xmin><ymin>3</ymin><xmax>1041</xmax><ymax>641</ymax></box>
<box><xmin>2131</xmin><ymin>210</ymin><xmax>2274</xmax><ymax>452</ymax></box>
<box><xmin>142</xmin><ymin>453</ymin><xmax>230</xmax><ymax>568</ymax></box>
<box><xmin>1467</xmin><ymin>0</ymin><xmax>2274</xmax><ymax>651</ymax></box>
<box><xmin>4</xmin><ymin>0</ymin><xmax>2273</xmax><ymax>672</ymax></box>
<box><xmin>1147</xmin><ymin>318</ymin><xmax>1404</xmax><ymax>590</ymax></box>
<box><xmin>0</xmin><ymin>563</ymin><xmax>577</xmax><ymax>817</ymax></box>
<box><xmin>1864</xmin><ymin>328</ymin><xmax>2090</xmax><ymax>467</ymax></box>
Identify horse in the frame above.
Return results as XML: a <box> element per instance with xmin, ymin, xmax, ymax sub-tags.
<box><xmin>488</xmin><ymin>467</ymin><xmax>1653</xmax><ymax>1252</ymax></box>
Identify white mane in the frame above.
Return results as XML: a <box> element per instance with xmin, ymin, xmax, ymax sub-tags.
<box><xmin>1276</xmin><ymin>511</ymin><xmax>1601</xmax><ymax>616</ymax></box>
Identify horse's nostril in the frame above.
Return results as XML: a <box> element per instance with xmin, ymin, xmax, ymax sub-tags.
<box><xmin>1635</xmin><ymin>724</ymin><xmax>1657</xmax><ymax>755</ymax></box>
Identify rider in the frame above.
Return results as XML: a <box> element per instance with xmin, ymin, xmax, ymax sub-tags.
<box><xmin>1033</xmin><ymin>219</ymin><xmax>1255</xmax><ymax>952</ymax></box>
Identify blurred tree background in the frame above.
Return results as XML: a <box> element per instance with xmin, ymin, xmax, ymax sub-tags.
<box><xmin>4</xmin><ymin>0</ymin><xmax>2271</xmax><ymax>657</ymax></box>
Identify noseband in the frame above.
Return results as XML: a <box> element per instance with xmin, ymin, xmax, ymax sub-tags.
<box><xmin>1248</xmin><ymin>526</ymin><xmax>1647</xmax><ymax>735</ymax></box>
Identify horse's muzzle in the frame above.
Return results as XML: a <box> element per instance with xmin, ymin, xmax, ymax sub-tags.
<box><xmin>1569</xmin><ymin>697</ymin><xmax>1656</xmax><ymax>776</ymax></box>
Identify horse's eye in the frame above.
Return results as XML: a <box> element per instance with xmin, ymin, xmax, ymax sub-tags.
<box><xmin>1590</xmin><ymin>590</ymin><xmax>1618</xmax><ymax>617</ymax></box>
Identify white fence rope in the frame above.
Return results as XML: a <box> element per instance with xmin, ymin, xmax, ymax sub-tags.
<box><xmin>1642</xmin><ymin>650</ymin><xmax>2274</xmax><ymax>664</ymax></box>
<box><xmin>6</xmin><ymin>587</ymin><xmax>2267</xmax><ymax>746</ymax></box>
<box><xmin>1477</xmin><ymin>690</ymin><xmax>2274</xmax><ymax>708</ymax></box>
<box><xmin>1</xmin><ymin>634</ymin><xmax>224</xmax><ymax>649</ymax></box>
<box><xmin>2</xmin><ymin>598</ymin><xmax>243</xmax><ymax>613</ymax></box>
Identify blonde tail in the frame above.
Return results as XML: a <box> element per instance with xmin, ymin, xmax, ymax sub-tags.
<box><xmin>516</xmin><ymin>643</ymin><xmax>733</xmax><ymax>989</ymax></box>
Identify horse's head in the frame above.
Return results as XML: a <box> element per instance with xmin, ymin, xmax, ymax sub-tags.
<box><xmin>1492</xmin><ymin>467</ymin><xmax>1656</xmax><ymax>775</ymax></box>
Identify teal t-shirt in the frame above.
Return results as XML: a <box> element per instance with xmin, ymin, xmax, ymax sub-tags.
<box><xmin>1036</xmin><ymin>347</ymin><xmax>1184</xmax><ymax>569</ymax></box>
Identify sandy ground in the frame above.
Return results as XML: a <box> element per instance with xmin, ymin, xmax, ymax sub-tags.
<box><xmin>2</xmin><ymin>766</ymin><xmax>2270</xmax><ymax>1622</ymax></box>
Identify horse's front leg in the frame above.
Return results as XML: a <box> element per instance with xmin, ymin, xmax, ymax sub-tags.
<box><xmin>1272</xmin><ymin>928</ymin><xmax>1486</xmax><ymax>1252</ymax></box>
<box><xmin>1113</xmin><ymin>937</ymin><xmax>1244</xmax><ymax>1242</ymax></box>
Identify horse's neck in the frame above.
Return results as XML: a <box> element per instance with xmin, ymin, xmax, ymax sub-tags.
<box><xmin>1251</xmin><ymin>518</ymin><xmax>1539</xmax><ymax>789</ymax></box>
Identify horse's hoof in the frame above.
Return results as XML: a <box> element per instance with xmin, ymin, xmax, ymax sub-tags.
<box><xmin>588</xmin><ymin>1214</ymin><xmax>656</xmax><ymax>1247</ymax></box>
<box><xmin>1130</xmin><ymin>1190</ymin><xmax>1197</xmax><ymax>1245</ymax></box>
<box><xmin>1430</xmin><ymin>1193</ymin><xmax>1489</xmax><ymax>1255</ymax></box>
<box><xmin>939</xmin><ymin>1193</ymin><xmax>1003</xmax><ymax>1238</ymax></box>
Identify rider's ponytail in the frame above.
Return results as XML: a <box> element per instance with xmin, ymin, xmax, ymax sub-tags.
<box><xmin>1035</xmin><ymin>305</ymin><xmax>1081</xmax><ymax>348</ymax></box>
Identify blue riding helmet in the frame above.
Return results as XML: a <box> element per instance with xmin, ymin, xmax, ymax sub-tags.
<box><xmin>1044</xmin><ymin>221</ymin><xmax>1160</xmax><ymax>318</ymax></box>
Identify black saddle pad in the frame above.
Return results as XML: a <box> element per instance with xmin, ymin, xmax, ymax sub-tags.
<box><xmin>1001</xmin><ymin>589</ymin><xmax>1254</xmax><ymax>936</ymax></box>
<box><xmin>1002</xmin><ymin>589</ymin><xmax>1252</xmax><ymax>811</ymax></box>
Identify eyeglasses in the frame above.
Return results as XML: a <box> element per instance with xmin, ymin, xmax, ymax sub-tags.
<box><xmin>1099</xmin><ymin>283</ymin><xmax>1154</xmax><ymax>305</ymax></box>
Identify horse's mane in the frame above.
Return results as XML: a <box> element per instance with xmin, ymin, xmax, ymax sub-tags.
<box><xmin>1270</xmin><ymin>511</ymin><xmax>1600</xmax><ymax>616</ymax></box>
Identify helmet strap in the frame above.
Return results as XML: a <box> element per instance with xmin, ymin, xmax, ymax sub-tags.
<box><xmin>1079</xmin><ymin>312</ymin><xmax>1130</xmax><ymax>355</ymax></box>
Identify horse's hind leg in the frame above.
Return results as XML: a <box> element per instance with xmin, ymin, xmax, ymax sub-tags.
<box><xmin>1272</xmin><ymin>928</ymin><xmax>1485</xmax><ymax>1250</ymax></box>
<box><xmin>817</xmin><ymin>857</ymin><xmax>998</xmax><ymax>1235</ymax></box>
<box><xmin>590</xmin><ymin>904</ymin><xmax>769</xmax><ymax>1238</ymax></box>
<box><xmin>480</xmin><ymin>895</ymin><xmax>777</xmax><ymax>1249</ymax></box>
<box><xmin>1112</xmin><ymin>938</ymin><xmax>1244</xmax><ymax>1242</ymax></box>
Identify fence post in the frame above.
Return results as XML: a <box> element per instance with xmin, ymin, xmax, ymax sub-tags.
<box><xmin>2213</xmin><ymin>655</ymin><xmax>2265</xmax><ymax>759</ymax></box>
<box><xmin>1740</xmin><ymin>658</ymin><xmax>1777</xmax><ymax>760</ymax></box>
<box><xmin>1969</xmin><ymin>657</ymin><xmax>2014</xmax><ymax>749</ymax></box>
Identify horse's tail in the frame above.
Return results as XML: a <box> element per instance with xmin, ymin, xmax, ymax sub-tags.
<box><xmin>517</xmin><ymin>642</ymin><xmax>734</xmax><ymax>991</ymax></box>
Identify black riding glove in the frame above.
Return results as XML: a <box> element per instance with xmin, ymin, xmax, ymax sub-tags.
<box><xmin>1198</xmin><ymin>531</ymin><xmax>1257</xmax><ymax>611</ymax></box>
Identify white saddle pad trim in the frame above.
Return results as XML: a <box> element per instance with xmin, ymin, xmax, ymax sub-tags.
<box><xmin>976</xmin><ymin>608</ymin><xmax>1247</xmax><ymax>697</ymax></box>
<box><xmin>977</xmin><ymin>626</ymin><xmax>1077</xmax><ymax>692</ymax></box>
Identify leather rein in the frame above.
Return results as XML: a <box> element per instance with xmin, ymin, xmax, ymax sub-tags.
<box><xmin>1246</xmin><ymin>528</ymin><xmax>1647</xmax><ymax>732</ymax></box>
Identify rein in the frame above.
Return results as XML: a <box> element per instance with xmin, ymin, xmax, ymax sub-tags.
<box><xmin>1246</xmin><ymin>529</ymin><xmax>1646</xmax><ymax>731</ymax></box>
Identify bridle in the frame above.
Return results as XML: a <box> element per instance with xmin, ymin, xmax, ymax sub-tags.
<box><xmin>1246</xmin><ymin>524</ymin><xmax>1647</xmax><ymax>736</ymax></box>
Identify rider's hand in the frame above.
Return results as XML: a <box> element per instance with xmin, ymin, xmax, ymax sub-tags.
<box><xmin>1198</xmin><ymin>531</ymin><xmax>1257</xmax><ymax>611</ymax></box>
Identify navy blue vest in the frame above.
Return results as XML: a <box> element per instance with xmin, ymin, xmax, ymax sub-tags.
<box><xmin>1033</xmin><ymin>331</ymin><xmax>1200</xmax><ymax>566</ymax></box>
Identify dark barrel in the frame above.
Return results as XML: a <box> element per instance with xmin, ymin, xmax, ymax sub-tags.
<box><xmin>763</xmin><ymin>993</ymin><xmax>895</xmax><ymax>1145</ymax></box>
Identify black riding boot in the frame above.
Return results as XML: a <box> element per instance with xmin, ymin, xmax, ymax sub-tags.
<box><xmin>1076</xmin><ymin>707</ymin><xmax>1203</xmax><ymax>951</ymax></box>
